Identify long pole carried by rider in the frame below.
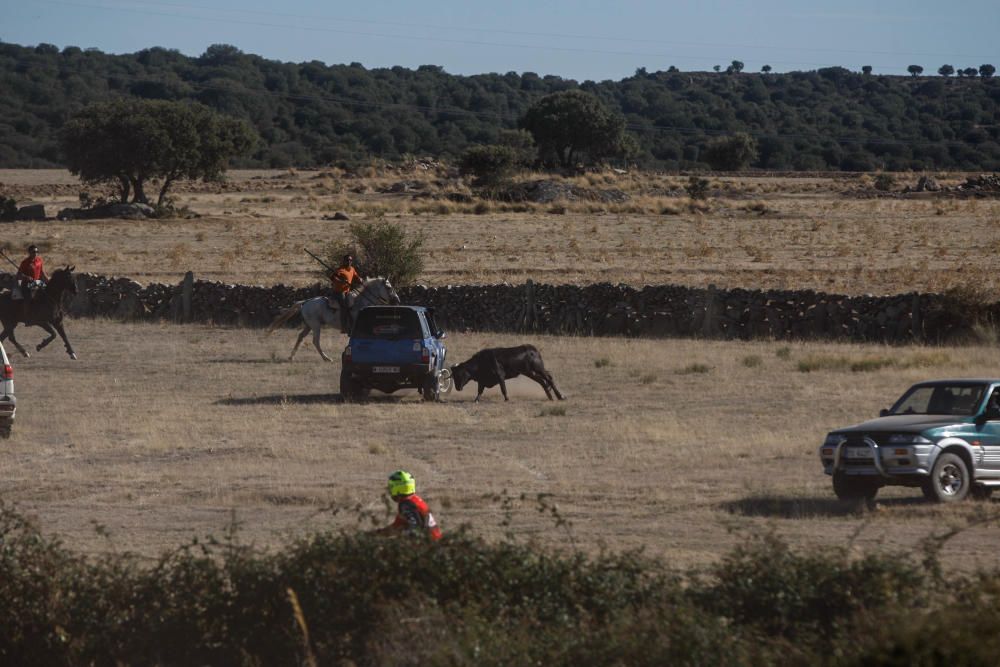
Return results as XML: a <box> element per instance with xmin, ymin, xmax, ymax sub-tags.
<box><xmin>0</xmin><ymin>249</ymin><xmax>20</xmax><ymax>272</ymax></box>
<box><xmin>305</xmin><ymin>247</ymin><xmax>355</xmax><ymax>293</ymax></box>
<box><xmin>304</xmin><ymin>247</ymin><xmax>335</xmax><ymax>273</ymax></box>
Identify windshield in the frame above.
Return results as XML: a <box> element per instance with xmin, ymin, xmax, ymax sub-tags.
<box><xmin>889</xmin><ymin>383</ymin><xmax>987</xmax><ymax>416</ymax></box>
<box><xmin>352</xmin><ymin>309</ymin><xmax>424</xmax><ymax>340</ymax></box>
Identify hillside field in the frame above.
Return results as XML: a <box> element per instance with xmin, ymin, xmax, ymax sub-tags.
<box><xmin>2</xmin><ymin>168</ymin><xmax>1000</xmax><ymax>296</ymax></box>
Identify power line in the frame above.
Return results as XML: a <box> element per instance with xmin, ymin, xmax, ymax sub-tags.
<box><xmin>32</xmin><ymin>0</ymin><xmax>999</xmax><ymax>72</ymax></box>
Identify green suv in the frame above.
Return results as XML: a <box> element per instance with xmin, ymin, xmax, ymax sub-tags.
<box><xmin>819</xmin><ymin>379</ymin><xmax>1000</xmax><ymax>503</ymax></box>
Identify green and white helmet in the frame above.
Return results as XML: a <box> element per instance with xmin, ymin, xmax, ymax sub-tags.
<box><xmin>387</xmin><ymin>470</ymin><xmax>416</xmax><ymax>497</ymax></box>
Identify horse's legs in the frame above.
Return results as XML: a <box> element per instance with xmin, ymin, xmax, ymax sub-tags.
<box><xmin>51</xmin><ymin>320</ymin><xmax>77</xmax><ymax>359</ymax></box>
<box><xmin>2</xmin><ymin>325</ymin><xmax>29</xmax><ymax>358</ymax></box>
<box><xmin>312</xmin><ymin>325</ymin><xmax>333</xmax><ymax>362</ymax></box>
<box><xmin>35</xmin><ymin>322</ymin><xmax>57</xmax><ymax>352</ymax></box>
<box><xmin>289</xmin><ymin>324</ymin><xmax>311</xmax><ymax>361</ymax></box>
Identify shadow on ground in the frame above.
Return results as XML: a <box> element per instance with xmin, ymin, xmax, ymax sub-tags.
<box><xmin>216</xmin><ymin>392</ymin><xmax>412</xmax><ymax>406</ymax></box>
<box><xmin>722</xmin><ymin>495</ymin><xmax>935</xmax><ymax>519</ymax></box>
<box><xmin>206</xmin><ymin>358</ymin><xmax>293</xmax><ymax>365</ymax></box>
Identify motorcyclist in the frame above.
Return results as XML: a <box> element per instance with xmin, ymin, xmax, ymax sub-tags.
<box><xmin>377</xmin><ymin>470</ymin><xmax>442</xmax><ymax>541</ymax></box>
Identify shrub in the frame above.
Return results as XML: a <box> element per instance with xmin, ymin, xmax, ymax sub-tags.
<box><xmin>0</xmin><ymin>196</ymin><xmax>16</xmax><ymax>221</ymax></box>
<box><xmin>0</xmin><ymin>502</ymin><xmax>988</xmax><ymax>666</ymax></box>
<box><xmin>741</xmin><ymin>355</ymin><xmax>762</xmax><ymax>368</ymax></box>
<box><xmin>459</xmin><ymin>144</ymin><xmax>521</xmax><ymax>186</ymax></box>
<box><xmin>324</xmin><ymin>221</ymin><xmax>424</xmax><ymax>286</ymax></box>
<box><xmin>697</xmin><ymin>531</ymin><xmax>927</xmax><ymax>639</ymax></box>
<box><xmin>873</xmin><ymin>173</ymin><xmax>896</xmax><ymax>191</ymax></box>
<box><xmin>594</xmin><ymin>357</ymin><xmax>612</xmax><ymax>368</ymax></box>
<box><xmin>676</xmin><ymin>363</ymin><xmax>711</xmax><ymax>375</ymax></box>
<box><xmin>684</xmin><ymin>175</ymin><xmax>711</xmax><ymax>200</ymax></box>
<box><xmin>703</xmin><ymin>133</ymin><xmax>758</xmax><ymax>171</ymax></box>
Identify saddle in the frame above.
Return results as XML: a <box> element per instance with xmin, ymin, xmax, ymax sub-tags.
<box><xmin>15</xmin><ymin>281</ymin><xmax>45</xmax><ymax>302</ymax></box>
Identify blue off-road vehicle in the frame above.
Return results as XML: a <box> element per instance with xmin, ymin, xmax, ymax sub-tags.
<box><xmin>340</xmin><ymin>305</ymin><xmax>451</xmax><ymax>401</ymax></box>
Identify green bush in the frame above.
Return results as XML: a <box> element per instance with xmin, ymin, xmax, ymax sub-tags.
<box><xmin>0</xmin><ymin>196</ymin><xmax>16</xmax><ymax>221</ymax></box>
<box><xmin>703</xmin><ymin>132</ymin><xmax>758</xmax><ymax>171</ymax></box>
<box><xmin>684</xmin><ymin>175</ymin><xmax>711</xmax><ymax>199</ymax></box>
<box><xmin>459</xmin><ymin>144</ymin><xmax>522</xmax><ymax>186</ymax></box>
<box><xmin>324</xmin><ymin>220</ymin><xmax>424</xmax><ymax>286</ymax></box>
<box><xmin>0</xmin><ymin>502</ymin><xmax>994</xmax><ymax>666</ymax></box>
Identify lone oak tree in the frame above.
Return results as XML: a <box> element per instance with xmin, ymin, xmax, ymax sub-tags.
<box><xmin>60</xmin><ymin>99</ymin><xmax>255</xmax><ymax>206</ymax></box>
<box><xmin>521</xmin><ymin>90</ymin><xmax>627</xmax><ymax>168</ymax></box>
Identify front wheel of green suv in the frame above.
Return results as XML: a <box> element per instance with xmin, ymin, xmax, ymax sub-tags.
<box><xmin>922</xmin><ymin>453</ymin><xmax>970</xmax><ymax>503</ymax></box>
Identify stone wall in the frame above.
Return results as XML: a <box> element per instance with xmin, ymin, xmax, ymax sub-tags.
<box><xmin>5</xmin><ymin>272</ymin><xmax>994</xmax><ymax>344</ymax></box>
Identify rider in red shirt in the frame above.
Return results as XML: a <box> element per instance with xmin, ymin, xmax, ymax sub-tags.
<box><xmin>15</xmin><ymin>244</ymin><xmax>48</xmax><ymax>308</ymax></box>
<box><xmin>378</xmin><ymin>470</ymin><xmax>442</xmax><ymax>541</ymax></box>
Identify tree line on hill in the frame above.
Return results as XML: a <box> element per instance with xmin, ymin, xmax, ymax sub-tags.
<box><xmin>1</xmin><ymin>40</ymin><xmax>999</xmax><ymax>171</ymax></box>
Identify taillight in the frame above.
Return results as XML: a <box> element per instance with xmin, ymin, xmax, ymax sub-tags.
<box><xmin>343</xmin><ymin>346</ymin><xmax>352</xmax><ymax>360</ymax></box>
<box><xmin>2</xmin><ymin>365</ymin><xmax>11</xmax><ymax>380</ymax></box>
<box><xmin>421</xmin><ymin>347</ymin><xmax>430</xmax><ymax>364</ymax></box>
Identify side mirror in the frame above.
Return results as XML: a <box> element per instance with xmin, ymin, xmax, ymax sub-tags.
<box><xmin>879</xmin><ymin>408</ymin><xmax>890</xmax><ymax>417</ymax></box>
<box><xmin>437</xmin><ymin>331</ymin><xmax>447</xmax><ymax>339</ymax></box>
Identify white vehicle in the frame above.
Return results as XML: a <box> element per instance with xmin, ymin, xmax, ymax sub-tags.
<box><xmin>0</xmin><ymin>341</ymin><xmax>14</xmax><ymax>438</ymax></box>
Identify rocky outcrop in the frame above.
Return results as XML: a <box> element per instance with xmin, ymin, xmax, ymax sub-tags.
<box><xmin>57</xmin><ymin>203</ymin><xmax>155</xmax><ymax>220</ymax></box>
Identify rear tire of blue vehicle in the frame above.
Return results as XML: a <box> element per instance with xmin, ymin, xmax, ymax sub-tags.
<box><xmin>0</xmin><ymin>420</ymin><xmax>10</xmax><ymax>439</ymax></box>
<box><xmin>832</xmin><ymin>472</ymin><xmax>879</xmax><ymax>502</ymax></box>
<box><xmin>421</xmin><ymin>374</ymin><xmax>440</xmax><ymax>402</ymax></box>
<box><xmin>340</xmin><ymin>370</ymin><xmax>368</xmax><ymax>402</ymax></box>
<box><xmin>922</xmin><ymin>453</ymin><xmax>969</xmax><ymax>503</ymax></box>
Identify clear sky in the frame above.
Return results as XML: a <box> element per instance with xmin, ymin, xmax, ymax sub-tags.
<box><xmin>3</xmin><ymin>0</ymin><xmax>997</xmax><ymax>80</ymax></box>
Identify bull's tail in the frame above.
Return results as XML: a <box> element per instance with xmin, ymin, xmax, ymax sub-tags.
<box><xmin>265</xmin><ymin>301</ymin><xmax>305</xmax><ymax>335</ymax></box>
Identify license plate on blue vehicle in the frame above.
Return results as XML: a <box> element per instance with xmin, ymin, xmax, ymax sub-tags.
<box><xmin>373</xmin><ymin>366</ymin><xmax>399</xmax><ymax>374</ymax></box>
<box><xmin>845</xmin><ymin>447</ymin><xmax>873</xmax><ymax>459</ymax></box>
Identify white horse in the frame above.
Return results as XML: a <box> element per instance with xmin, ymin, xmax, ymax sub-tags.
<box><xmin>266</xmin><ymin>277</ymin><xmax>400</xmax><ymax>362</ymax></box>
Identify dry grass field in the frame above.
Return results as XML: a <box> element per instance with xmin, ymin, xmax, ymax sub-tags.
<box><xmin>4</xmin><ymin>318</ymin><xmax>1000</xmax><ymax>571</ymax></box>
<box><xmin>1</xmin><ymin>168</ymin><xmax>1000</xmax><ymax>296</ymax></box>
<box><xmin>3</xmin><ymin>168</ymin><xmax>1000</xmax><ymax>570</ymax></box>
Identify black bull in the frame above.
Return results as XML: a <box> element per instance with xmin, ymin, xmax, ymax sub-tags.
<box><xmin>450</xmin><ymin>345</ymin><xmax>565</xmax><ymax>402</ymax></box>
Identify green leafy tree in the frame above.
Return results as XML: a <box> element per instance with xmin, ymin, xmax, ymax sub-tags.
<box><xmin>459</xmin><ymin>144</ymin><xmax>522</xmax><ymax>185</ymax></box>
<box><xmin>703</xmin><ymin>132</ymin><xmax>758</xmax><ymax>171</ymax></box>
<box><xmin>980</xmin><ymin>64</ymin><xmax>996</xmax><ymax>78</ymax></box>
<box><xmin>938</xmin><ymin>64</ymin><xmax>954</xmax><ymax>77</ymax></box>
<box><xmin>862</xmin><ymin>65</ymin><xmax>873</xmax><ymax>75</ymax></box>
<box><xmin>325</xmin><ymin>221</ymin><xmax>424</xmax><ymax>286</ymax></box>
<box><xmin>907</xmin><ymin>65</ymin><xmax>924</xmax><ymax>77</ymax></box>
<box><xmin>761</xmin><ymin>65</ymin><xmax>772</xmax><ymax>74</ymax></box>
<box><xmin>963</xmin><ymin>67</ymin><xmax>979</xmax><ymax>77</ymax></box>
<box><xmin>728</xmin><ymin>60</ymin><xmax>745</xmax><ymax>74</ymax></box>
<box><xmin>60</xmin><ymin>99</ymin><xmax>255</xmax><ymax>206</ymax></box>
<box><xmin>521</xmin><ymin>90</ymin><xmax>627</xmax><ymax>168</ymax></box>
<box><xmin>713</xmin><ymin>65</ymin><xmax>722</xmax><ymax>73</ymax></box>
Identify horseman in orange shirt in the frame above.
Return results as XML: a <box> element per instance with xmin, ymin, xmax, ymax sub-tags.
<box><xmin>328</xmin><ymin>253</ymin><xmax>361</xmax><ymax>333</ymax></box>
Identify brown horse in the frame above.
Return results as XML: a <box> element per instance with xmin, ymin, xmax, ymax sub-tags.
<box><xmin>0</xmin><ymin>266</ymin><xmax>78</xmax><ymax>359</ymax></box>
